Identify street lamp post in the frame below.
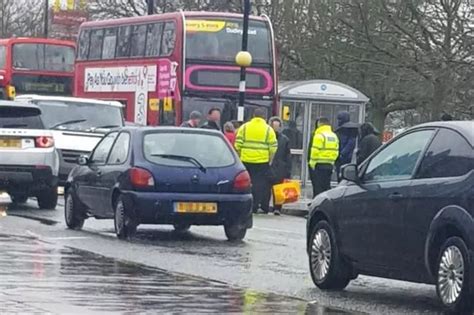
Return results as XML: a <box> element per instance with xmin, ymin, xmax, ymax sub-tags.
<box><xmin>147</xmin><ymin>0</ymin><xmax>154</xmax><ymax>15</ymax></box>
<box><xmin>235</xmin><ymin>0</ymin><xmax>252</xmax><ymax>122</ymax></box>
<box><xmin>44</xmin><ymin>0</ymin><xmax>49</xmax><ymax>38</ymax></box>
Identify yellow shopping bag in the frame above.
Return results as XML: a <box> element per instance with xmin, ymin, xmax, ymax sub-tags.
<box><xmin>273</xmin><ymin>180</ymin><xmax>301</xmax><ymax>206</ymax></box>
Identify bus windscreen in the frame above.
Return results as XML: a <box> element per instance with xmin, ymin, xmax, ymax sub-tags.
<box><xmin>185</xmin><ymin>19</ymin><xmax>272</xmax><ymax>63</ymax></box>
<box><xmin>12</xmin><ymin>44</ymin><xmax>75</xmax><ymax>72</ymax></box>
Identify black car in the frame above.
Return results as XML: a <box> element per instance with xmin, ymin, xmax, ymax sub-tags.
<box><xmin>306</xmin><ymin>121</ymin><xmax>474</xmax><ymax>313</ymax></box>
<box><xmin>65</xmin><ymin>127</ymin><xmax>253</xmax><ymax>241</ymax></box>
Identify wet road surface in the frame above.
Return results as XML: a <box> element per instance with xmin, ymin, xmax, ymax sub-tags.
<box><xmin>0</xmin><ymin>233</ymin><xmax>351</xmax><ymax>314</ymax></box>
<box><xmin>1</xmin><ymin>199</ymin><xmax>449</xmax><ymax>314</ymax></box>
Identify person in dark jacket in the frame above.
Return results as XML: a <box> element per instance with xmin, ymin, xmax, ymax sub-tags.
<box><xmin>180</xmin><ymin>111</ymin><xmax>202</xmax><ymax>128</ymax></box>
<box><xmin>282</xmin><ymin>120</ymin><xmax>303</xmax><ymax>149</ymax></box>
<box><xmin>356</xmin><ymin>122</ymin><xmax>382</xmax><ymax>165</ymax></box>
<box><xmin>335</xmin><ymin>111</ymin><xmax>359</xmax><ymax>181</ymax></box>
<box><xmin>268</xmin><ymin>117</ymin><xmax>291</xmax><ymax>215</ymax></box>
<box><xmin>201</xmin><ymin>108</ymin><xmax>221</xmax><ymax>131</ymax></box>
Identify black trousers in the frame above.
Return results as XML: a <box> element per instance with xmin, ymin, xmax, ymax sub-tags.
<box><xmin>244</xmin><ymin>162</ymin><xmax>272</xmax><ymax>213</ymax></box>
<box><xmin>309</xmin><ymin>164</ymin><xmax>334</xmax><ymax>198</ymax></box>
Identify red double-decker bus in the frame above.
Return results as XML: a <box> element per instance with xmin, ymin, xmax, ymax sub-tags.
<box><xmin>0</xmin><ymin>37</ymin><xmax>75</xmax><ymax>99</ymax></box>
<box><xmin>74</xmin><ymin>11</ymin><xmax>278</xmax><ymax>126</ymax></box>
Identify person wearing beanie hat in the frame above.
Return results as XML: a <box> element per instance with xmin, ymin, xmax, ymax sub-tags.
<box><xmin>180</xmin><ymin>111</ymin><xmax>202</xmax><ymax>128</ymax></box>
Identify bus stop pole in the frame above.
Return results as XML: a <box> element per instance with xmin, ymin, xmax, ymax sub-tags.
<box><xmin>237</xmin><ymin>0</ymin><xmax>251</xmax><ymax>122</ymax></box>
<box><xmin>147</xmin><ymin>0</ymin><xmax>154</xmax><ymax>15</ymax></box>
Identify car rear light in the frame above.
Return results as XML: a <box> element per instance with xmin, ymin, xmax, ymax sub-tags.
<box><xmin>130</xmin><ymin>167</ymin><xmax>155</xmax><ymax>189</ymax></box>
<box><xmin>233</xmin><ymin>171</ymin><xmax>251</xmax><ymax>192</ymax></box>
<box><xmin>35</xmin><ymin>136</ymin><xmax>54</xmax><ymax>148</ymax></box>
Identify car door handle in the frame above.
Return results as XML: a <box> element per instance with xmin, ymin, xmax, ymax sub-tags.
<box><xmin>388</xmin><ymin>193</ymin><xmax>404</xmax><ymax>200</ymax></box>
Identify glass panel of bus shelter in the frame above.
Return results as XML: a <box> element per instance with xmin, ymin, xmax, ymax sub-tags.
<box><xmin>309</xmin><ymin>102</ymin><xmax>321</xmax><ymax>136</ymax></box>
<box><xmin>145</xmin><ymin>23</ymin><xmax>163</xmax><ymax>57</ymax></box>
<box><xmin>281</xmin><ymin>101</ymin><xmax>304</xmax><ymax>150</ymax></box>
<box><xmin>102</xmin><ymin>28</ymin><xmax>117</xmax><ymax>59</ymax></box>
<box><xmin>89</xmin><ymin>29</ymin><xmax>104</xmax><ymax>60</ymax></box>
<box><xmin>319</xmin><ymin>104</ymin><xmax>335</xmax><ymax>127</ymax></box>
<box><xmin>131</xmin><ymin>25</ymin><xmax>147</xmax><ymax>57</ymax></box>
<box><xmin>348</xmin><ymin>105</ymin><xmax>360</xmax><ymax>122</ymax></box>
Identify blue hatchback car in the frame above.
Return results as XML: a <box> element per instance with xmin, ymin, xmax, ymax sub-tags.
<box><xmin>64</xmin><ymin>127</ymin><xmax>253</xmax><ymax>241</ymax></box>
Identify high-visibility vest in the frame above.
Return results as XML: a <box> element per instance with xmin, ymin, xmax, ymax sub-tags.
<box><xmin>235</xmin><ymin>117</ymin><xmax>277</xmax><ymax>164</ymax></box>
<box><xmin>309</xmin><ymin>125</ymin><xmax>339</xmax><ymax>169</ymax></box>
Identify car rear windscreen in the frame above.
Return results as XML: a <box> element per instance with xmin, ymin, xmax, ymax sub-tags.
<box><xmin>0</xmin><ymin>107</ymin><xmax>43</xmax><ymax>129</ymax></box>
<box><xmin>144</xmin><ymin>132</ymin><xmax>235</xmax><ymax>168</ymax></box>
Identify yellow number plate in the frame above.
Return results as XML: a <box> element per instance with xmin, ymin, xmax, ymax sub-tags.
<box><xmin>0</xmin><ymin>138</ymin><xmax>21</xmax><ymax>149</ymax></box>
<box><xmin>175</xmin><ymin>202</ymin><xmax>218</xmax><ymax>214</ymax></box>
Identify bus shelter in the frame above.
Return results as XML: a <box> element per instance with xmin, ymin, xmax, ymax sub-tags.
<box><xmin>279</xmin><ymin>80</ymin><xmax>369</xmax><ymax>199</ymax></box>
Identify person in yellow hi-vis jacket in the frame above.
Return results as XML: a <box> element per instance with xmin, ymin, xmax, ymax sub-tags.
<box><xmin>235</xmin><ymin>109</ymin><xmax>277</xmax><ymax>214</ymax></box>
<box><xmin>308</xmin><ymin>117</ymin><xmax>339</xmax><ymax>198</ymax></box>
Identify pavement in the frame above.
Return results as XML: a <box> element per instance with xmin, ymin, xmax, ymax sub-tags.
<box><xmin>0</xmin><ymin>198</ymin><xmax>449</xmax><ymax>314</ymax></box>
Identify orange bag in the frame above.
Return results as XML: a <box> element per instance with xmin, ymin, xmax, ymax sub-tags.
<box><xmin>272</xmin><ymin>180</ymin><xmax>301</xmax><ymax>206</ymax></box>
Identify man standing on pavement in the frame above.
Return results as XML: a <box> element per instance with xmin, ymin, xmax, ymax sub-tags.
<box><xmin>180</xmin><ymin>111</ymin><xmax>202</xmax><ymax>128</ymax></box>
<box><xmin>268</xmin><ymin>116</ymin><xmax>291</xmax><ymax>216</ymax></box>
<box><xmin>308</xmin><ymin>117</ymin><xmax>339</xmax><ymax>198</ymax></box>
<box><xmin>334</xmin><ymin>111</ymin><xmax>358</xmax><ymax>181</ymax></box>
<box><xmin>235</xmin><ymin>109</ymin><xmax>277</xmax><ymax>214</ymax></box>
<box><xmin>201</xmin><ymin>108</ymin><xmax>221</xmax><ymax>131</ymax></box>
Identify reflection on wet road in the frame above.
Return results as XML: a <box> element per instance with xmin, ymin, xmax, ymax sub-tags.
<box><xmin>0</xmin><ymin>233</ymin><xmax>354</xmax><ymax>314</ymax></box>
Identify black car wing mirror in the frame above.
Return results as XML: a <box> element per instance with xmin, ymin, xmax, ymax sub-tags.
<box><xmin>341</xmin><ymin>164</ymin><xmax>359</xmax><ymax>183</ymax></box>
<box><xmin>77</xmin><ymin>155</ymin><xmax>90</xmax><ymax>166</ymax></box>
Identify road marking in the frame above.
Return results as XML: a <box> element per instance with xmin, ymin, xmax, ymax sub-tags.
<box><xmin>253</xmin><ymin>226</ymin><xmax>304</xmax><ymax>235</ymax></box>
<box><xmin>44</xmin><ymin>236</ymin><xmax>91</xmax><ymax>240</ymax></box>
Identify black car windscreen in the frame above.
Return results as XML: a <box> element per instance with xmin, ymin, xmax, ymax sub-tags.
<box><xmin>0</xmin><ymin>107</ymin><xmax>44</xmax><ymax>129</ymax></box>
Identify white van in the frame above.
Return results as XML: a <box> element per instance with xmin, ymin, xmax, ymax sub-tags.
<box><xmin>15</xmin><ymin>95</ymin><xmax>124</xmax><ymax>185</ymax></box>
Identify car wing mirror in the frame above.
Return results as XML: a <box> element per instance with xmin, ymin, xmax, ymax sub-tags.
<box><xmin>77</xmin><ymin>155</ymin><xmax>90</xmax><ymax>166</ymax></box>
<box><xmin>341</xmin><ymin>164</ymin><xmax>359</xmax><ymax>183</ymax></box>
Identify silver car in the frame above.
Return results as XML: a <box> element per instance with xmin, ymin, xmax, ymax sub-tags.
<box><xmin>0</xmin><ymin>101</ymin><xmax>59</xmax><ymax>209</ymax></box>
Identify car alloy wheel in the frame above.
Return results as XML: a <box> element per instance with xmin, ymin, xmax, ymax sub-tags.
<box><xmin>311</xmin><ymin>229</ymin><xmax>332</xmax><ymax>282</ymax></box>
<box><xmin>436</xmin><ymin>237</ymin><xmax>473</xmax><ymax>313</ymax></box>
<box><xmin>438</xmin><ymin>245</ymin><xmax>465</xmax><ymax>305</ymax></box>
<box><xmin>309</xmin><ymin>221</ymin><xmax>351</xmax><ymax>290</ymax></box>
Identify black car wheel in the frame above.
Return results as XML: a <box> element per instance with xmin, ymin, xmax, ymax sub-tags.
<box><xmin>64</xmin><ymin>189</ymin><xmax>85</xmax><ymax>230</ymax></box>
<box><xmin>114</xmin><ymin>196</ymin><xmax>137</xmax><ymax>240</ymax></box>
<box><xmin>309</xmin><ymin>221</ymin><xmax>351</xmax><ymax>290</ymax></box>
<box><xmin>173</xmin><ymin>223</ymin><xmax>191</xmax><ymax>233</ymax></box>
<box><xmin>37</xmin><ymin>186</ymin><xmax>58</xmax><ymax>210</ymax></box>
<box><xmin>11</xmin><ymin>194</ymin><xmax>28</xmax><ymax>204</ymax></box>
<box><xmin>224</xmin><ymin>223</ymin><xmax>247</xmax><ymax>242</ymax></box>
<box><xmin>436</xmin><ymin>237</ymin><xmax>473</xmax><ymax>313</ymax></box>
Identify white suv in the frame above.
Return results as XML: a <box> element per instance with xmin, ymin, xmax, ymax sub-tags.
<box><xmin>0</xmin><ymin>101</ymin><xmax>59</xmax><ymax>209</ymax></box>
<box><xmin>15</xmin><ymin>95</ymin><xmax>124</xmax><ymax>186</ymax></box>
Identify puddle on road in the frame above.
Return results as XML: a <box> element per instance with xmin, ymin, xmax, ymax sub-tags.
<box><xmin>0</xmin><ymin>233</ymin><xmax>356</xmax><ymax>314</ymax></box>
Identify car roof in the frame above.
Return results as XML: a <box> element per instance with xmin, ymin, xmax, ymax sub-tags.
<box><xmin>412</xmin><ymin>121</ymin><xmax>474</xmax><ymax>145</ymax></box>
<box><xmin>15</xmin><ymin>95</ymin><xmax>123</xmax><ymax>108</ymax></box>
<box><xmin>0</xmin><ymin>100</ymin><xmax>41</xmax><ymax>111</ymax></box>
<box><xmin>120</xmin><ymin>126</ymin><xmax>224</xmax><ymax>135</ymax></box>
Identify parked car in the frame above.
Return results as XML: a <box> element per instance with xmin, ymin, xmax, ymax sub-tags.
<box><xmin>0</xmin><ymin>101</ymin><xmax>59</xmax><ymax>209</ymax></box>
<box><xmin>15</xmin><ymin>95</ymin><xmax>124</xmax><ymax>185</ymax></box>
<box><xmin>65</xmin><ymin>127</ymin><xmax>253</xmax><ymax>241</ymax></box>
<box><xmin>306</xmin><ymin>121</ymin><xmax>474</xmax><ymax>313</ymax></box>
